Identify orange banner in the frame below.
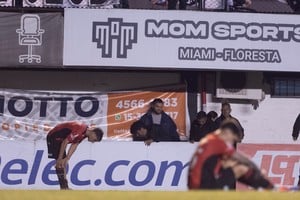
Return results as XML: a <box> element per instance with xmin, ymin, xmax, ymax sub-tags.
<box><xmin>107</xmin><ymin>91</ymin><xmax>186</xmax><ymax>139</ymax></box>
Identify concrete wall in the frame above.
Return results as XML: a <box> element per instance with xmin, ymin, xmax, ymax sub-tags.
<box><xmin>206</xmin><ymin>95</ymin><xmax>299</xmax><ymax>144</ymax></box>
<box><xmin>0</xmin><ymin>70</ymin><xmax>182</xmax><ymax>91</ymax></box>
<box><xmin>204</xmin><ymin>72</ymin><xmax>300</xmax><ymax>144</ymax></box>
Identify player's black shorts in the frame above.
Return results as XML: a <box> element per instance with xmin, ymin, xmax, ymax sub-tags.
<box><xmin>46</xmin><ymin>129</ymin><xmax>70</xmax><ymax>159</ymax></box>
<box><xmin>200</xmin><ymin>156</ymin><xmax>236</xmax><ymax>189</ymax></box>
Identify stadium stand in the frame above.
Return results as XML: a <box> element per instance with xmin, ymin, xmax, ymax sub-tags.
<box><xmin>128</xmin><ymin>0</ymin><xmax>293</xmax><ymax>13</ymax></box>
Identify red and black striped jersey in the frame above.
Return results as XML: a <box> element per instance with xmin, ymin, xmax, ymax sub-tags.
<box><xmin>47</xmin><ymin>121</ymin><xmax>88</xmax><ymax>144</ymax></box>
<box><xmin>188</xmin><ymin>133</ymin><xmax>235</xmax><ymax>189</ymax></box>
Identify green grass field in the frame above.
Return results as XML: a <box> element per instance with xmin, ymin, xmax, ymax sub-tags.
<box><xmin>1</xmin><ymin>191</ymin><xmax>300</xmax><ymax>200</ymax></box>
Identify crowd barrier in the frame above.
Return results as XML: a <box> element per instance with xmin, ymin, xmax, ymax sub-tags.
<box><xmin>0</xmin><ymin>141</ymin><xmax>299</xmax><ymax>190</ymax></box>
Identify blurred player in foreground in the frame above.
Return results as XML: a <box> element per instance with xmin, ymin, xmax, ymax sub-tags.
<box><xmin>188</xmin><ymin>120</ymin><xmax>274</xmax><ymax>190</ymax></box>
<box><xmin>47</xmin><ymin>121</ymin><xmax>103</xmax><ymax>190</ymax></box>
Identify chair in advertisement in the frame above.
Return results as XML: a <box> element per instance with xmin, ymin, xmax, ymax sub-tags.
<box><xmin>16</xmin><ymin>14</ymin><xmax>45</xmax><ymax>64</ymax></box>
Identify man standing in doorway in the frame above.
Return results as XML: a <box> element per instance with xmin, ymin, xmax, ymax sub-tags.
<box><xmin>189</xmin><ymin>111</ymin><xmax>215</xmax><ymax>142</ymax></box>
<box><xmin>292</xmin><ymin>114</ymin><xmax>300</xmax><ymax>141</ymax></box>
<box><xmin>215</xmin><ymin>102</ymin><xmax>244</xmax><ymax>141</ymax></box>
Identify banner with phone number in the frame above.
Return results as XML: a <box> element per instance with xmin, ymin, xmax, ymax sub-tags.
<box><xmin>0</xmin><ymin>89</ymin><xmax>187</xmax><ymax>141</ymax></box>
<box><xmin>107</xmin><ymin>91</ymin><xmax>187</xmax><ymax>139</ymax></box>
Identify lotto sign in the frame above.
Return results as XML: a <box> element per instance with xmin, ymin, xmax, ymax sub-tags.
<box><xmin>0</xmin><ymin>89</ymin><xmax>108</xmax><ymax>141</ymax></box>
<box><xmin>237</xmin><ymin>144</ymin><xmax>300</xmax><ymax>188</ymax></box>
<box><xmin>107</xmin><ymin>91</ymin><xmax>187</xmax><ymax>139</ymax></box>
<box><xmin>0</xmin><ymin>89</ymin><xmax>187</xmax><ymax>141</ymax></box>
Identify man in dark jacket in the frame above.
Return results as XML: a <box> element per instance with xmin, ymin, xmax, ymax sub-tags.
<box><xmin>130</xmin><ymin>121</ymin><xmax>151</xmax><ymax>142</ymax></box>
<box><xmin>292</xmin><ymin>114</ymin><xmax>300</xmax><ymax>141</ymax></box>
<box><xmin>292</xmin><ymin>114</ymin><xmax>300</xmax><ymax>187</ymax></box>
<box><xmin>136</xmin><ymin>98</ymin><xmax>180</xmax><ymax>145</ymax></box>
<box><xmin>215</xmin><ymin>102</ymin><xmax>244</xmax><ymax>142</ymax></box>
<box><xmin>190</xmin><ymin>111</ymin><xmax>215</xmax><ymax>142</ymax></box>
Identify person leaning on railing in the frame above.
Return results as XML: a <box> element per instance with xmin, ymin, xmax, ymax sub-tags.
<box><xmin>130</xmin><ymin>98</ymin><xmax>181</xmax><ymax>145</ymax></box>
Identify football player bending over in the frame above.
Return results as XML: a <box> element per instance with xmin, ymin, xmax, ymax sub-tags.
<box><xmin>188</xmin><ymin>119</ymin><xmax>273</xmax><ymax>190</ymax></box>
<box><xmin>46</xmin><ymin>121</ymin><xmax>103</xmax><ymax>190</ymax></box>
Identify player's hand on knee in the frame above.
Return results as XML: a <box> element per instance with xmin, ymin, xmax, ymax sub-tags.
<box><xmin>56</xmin><ymin>158</ymin><xmax>68</xmax><ymax>169</ymax></box>
<box><xmin>56</xmin><ymin>159</ymin><xmax>64</xmax><ymax>169</ymax></box>
<box><xmin>144</xmin><ymin>139</ymin><xmax>153</xmax><ymax>146</ymax></box>
<box><xmin>62</xmin><ymin>158</ymin><xmax>69</xmax><ymax>168</ymax></box>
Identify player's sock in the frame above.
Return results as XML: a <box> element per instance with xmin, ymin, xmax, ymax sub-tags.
<box><xmin>238</xmin><ymin>168</ymin><xmax>274</xmax><ymax>189</ymax></box>
<box><xmin>56</xmin><ymin>168</ymin><xmax>68</xmax><ymax>190</ymax></box>
<box><xmin>298</xmin><ymin>176</ymin><xmax>300</xmax><ymax>186</ymax></box>
<box><xmin>62</xmin><ymin>179</ymin><xmax>69</xmax><ymax>190</ymax></box>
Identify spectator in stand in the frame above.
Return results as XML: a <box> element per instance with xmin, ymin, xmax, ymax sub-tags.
<box><xmin>207</xmin><ymin>111</ymin><xmax>218</xmax><ymax>122</ymax></box>
<box><xmin>207</xmin><ymin>110</ymin><xmax>218</xmax><ymax>131</ymax></box>
<box><xmin>133</xmin><ymin>98</ymin><xmax>180</xmax><ymax>145</ymax></box>
<box><xmin>292</xmin><ymin>114</ymin><xmax>300</xmax><ymax>141</ymax></box>
<box><xmin>168</xmin><ymin>0</ymin><xmax>187</xmax><ymax>9</ymax></box>
<box><xmin>292</xmin><ymin>113</ymin><xmax>300</xmax><ymax>187</ymax></box>
<box><xmin>130</xmin><ymin>121</ymin><xmax>152</xmax><ymax>144</ymax></box>
<box><xmin>215</xmin><ymin>102</ymin><xmax>244</xmax><ymax>141</ymax></box>
<box><xmin>190</xmin><ymin>111</ymin><xmax>215</xmax><ymax>142</ymax></box>
<box><xmin>130</xmin><ymin>120</ymin><xmax>173</xmax><ymax>146</ymax></box>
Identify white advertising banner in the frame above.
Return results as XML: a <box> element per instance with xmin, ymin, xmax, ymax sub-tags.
<box><xmin>0</xmin><ymin>141</ymin><xmax>196</xmax><ymax>190</ymax></box>
<box><xmin>64</xmin><ymin>9</ymin><xmax>300</xmax><ymax>72</ymax></box>
<box><xmin>0</xmin><ymin>142</ymin><xmax>300</xmax><ymax>190</ymax></box>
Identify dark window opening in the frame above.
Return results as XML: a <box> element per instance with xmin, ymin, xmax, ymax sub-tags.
<box><xmin>272</xmin><ymin>78</ymin><xmax>300</xmax><ymax>97</ymax></box>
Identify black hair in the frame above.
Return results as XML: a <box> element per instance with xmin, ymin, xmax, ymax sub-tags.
<box><xmin>151</xmin><ymin>98</ymin><xmax>164</xmax><ymax>105</ymax></box>
<box><xmin>207</xmin><ymin>111</ymin><xmax>218</xmax><ymax>119</ymax></box>
<box><xmin>92</xmin><ymin>128</ymin><xmax>104</xmax><ymax>141</ymax></box>
<box><xmin>222</xmin><ymin>102</ymin><xmax>231</xmax><ymax>108</ymax></box>
<box><xmin>196</xmin><ymin>111</ymin><xmax>207</xmax><ymax>119</ymax></box>
<box><xmin>220</xmin><ymin>119</ymin><xmax>242</xmax><ymax>139</ymax></box>
<box><xmin>130</xmin><ymin>121</ymin><xmax>146</xmax><ymax>135</ymax></box>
